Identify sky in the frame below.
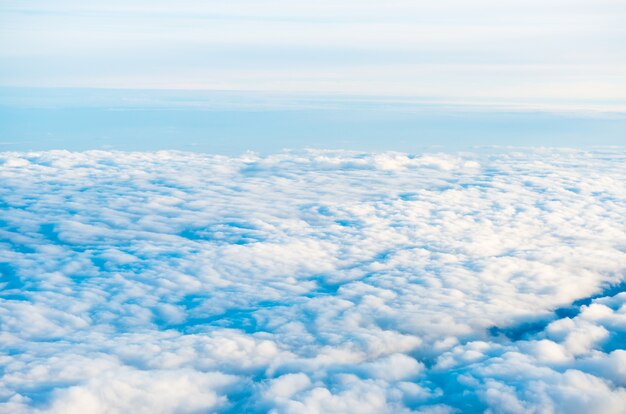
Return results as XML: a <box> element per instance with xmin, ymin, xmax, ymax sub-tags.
<box><xmin>1</xmin><ymin>0</ymin><xmax>625</xmax><ymax>108</ymax></box>
<box><xmin>1</xmin><ymin>0</ymin><xmax>626</xmax><ymax>152</ymax></box>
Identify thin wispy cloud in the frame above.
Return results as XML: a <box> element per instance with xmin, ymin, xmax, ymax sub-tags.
<box><xmin>2</xmin><ymin>0</ymin><xmax>625</xmax><ymax>110</ymax></box>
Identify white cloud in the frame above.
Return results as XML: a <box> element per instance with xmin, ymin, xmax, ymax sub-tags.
<box><xmin>0</xmin><ymin>148</ymin><xmax>625</xmax><ymax>412</ymax></box>
<box><xmin>2</xmin><ymin>0</ymin><xmax>625</xmax><ymax>108</ymax></box>
<box><xmin>44</xmin><ymin>368</ymin><xmax>237</xmax><ymax>414</ymax></box>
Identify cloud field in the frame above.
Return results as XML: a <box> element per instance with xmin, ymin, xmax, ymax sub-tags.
<box><xmin>0</xmin><ymin>148</ymin><xmax>625</xmax><ymax>413</ymax></box>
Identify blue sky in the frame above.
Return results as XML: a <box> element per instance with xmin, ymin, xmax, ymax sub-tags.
<box><xmin>2</xmin><ymin>89</ymin><xmax>626</xmax><ymax>153</ymax></box>
<box><xmin>1</xmin><ymin>0</ymin><xmax>625</xmax><ymax>150</ymax></box>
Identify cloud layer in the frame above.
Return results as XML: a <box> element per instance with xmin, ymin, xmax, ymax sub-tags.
<box><xmin>1</xmin><ymin>148</ymin><xmax>625</xmax><ymax>413</ymax></box>
<box><xmin>2</xmin><ymin>0</ymin><xmax>626</xmax><ymax>108</ymax></box>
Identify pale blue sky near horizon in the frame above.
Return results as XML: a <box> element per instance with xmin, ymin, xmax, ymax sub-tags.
<box><xmin>1</xmin><ymin>0</ymin><xmax>625</xmax><ymax>152</ymax></box>
<box><xmin>1</xmin><ymin>87</ymin><xmax>626</xmax><ymax>153</ymax></box>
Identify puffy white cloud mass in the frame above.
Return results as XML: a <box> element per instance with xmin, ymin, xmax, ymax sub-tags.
<box><xmin>0</xmin><ymin>148</ymin><xmax>625</xmax><ymax>413</ymax></box>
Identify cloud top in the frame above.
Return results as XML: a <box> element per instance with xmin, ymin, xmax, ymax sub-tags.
<box><xmin>0</xmin><ymin>148</ymin><xmax>625</xmax><ymax>412</ymax></box>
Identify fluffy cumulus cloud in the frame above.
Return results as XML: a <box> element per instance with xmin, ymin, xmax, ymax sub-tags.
<box><xmin>0</xmin><ymin>148</ymin><xmax>625</xmax><ymax>413</ymax></box>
